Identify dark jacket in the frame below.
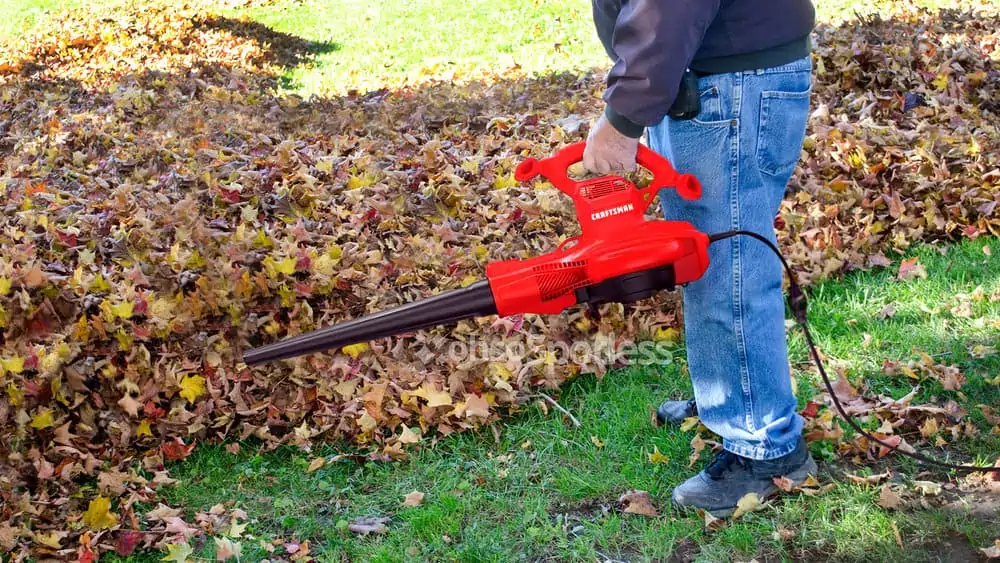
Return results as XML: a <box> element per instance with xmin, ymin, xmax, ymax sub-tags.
<box><xmin>592</xmin><ymin>0</ymin><xmax>816</xmax><ymax>137</ymax></box>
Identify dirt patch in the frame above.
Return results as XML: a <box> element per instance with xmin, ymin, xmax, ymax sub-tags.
<box><xmin>667</xmin><ymin>538</ymin><xmax>700</xmax><ymax>563</ymax></box>
<box><xmin>924</xmin><ymin>532</ymin><xmax>990</xmax><ymax>563</ymax></box>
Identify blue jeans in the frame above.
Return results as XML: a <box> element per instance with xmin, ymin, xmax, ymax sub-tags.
<box><xmin>647</xmin><ymin>56</ymin><xmax>812</xmax><ymax>460</ymax></box>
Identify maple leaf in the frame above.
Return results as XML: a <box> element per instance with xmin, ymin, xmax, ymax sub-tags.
<box><xmin>162</xmin><ymin>438</ymin><xmax>196</xmax><ymax>461</ymax></box>
<box><xmin>214</xmin><ymin>537</ymin><xmax>242</xmax><ymax>561</ymax></box>
<box><xmin>877</xmin><ymin>485</ymin><xmax>902</xmax><ymax>510</ymax></box>
<box><xmin>897</xmin><ymin>257</ymin><xmax>927</xmax><ymax>281</ymax></box>
<box><xmin>648</xmin><ymin>445</ymin><xmax>670</xmax><ymax>464</ymax></box>
<box><xmin>30</xmin><ymin>410</ymin><xmax>55</xmax><ymax>429</ymax></box>
<box><xmin>116</xmin><ymin>531</ymin><xmax>142</xmax><ymax>556</ymax></box>
<box><xmin>82</xmin><ymin>496</ymin><xmax>119</xmax><ymax>530</ymax></box>
<box><xmin>227</xmin><ymin>519</ymin><xmax>248</xmax><ymax>539</ymax></box>
<box><xmin>179</xmin><ymin>374</ymin><xmax>206</xmax><ymax>403</ymax></box>
<box><xmin>162</xmin><ymin>542</ymin><xmax>194</xmax><ymax>562</ymax></box>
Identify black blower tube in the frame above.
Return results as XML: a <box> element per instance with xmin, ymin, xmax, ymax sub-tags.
<box><xmin>242</xmin><ymin>281</ymin><xmax>498</xmax><ymax>365</ymax></box>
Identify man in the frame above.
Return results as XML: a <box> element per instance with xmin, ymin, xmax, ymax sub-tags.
<box><xmin>582</xmin><ymin>0</ymin><xmax>818</xmax><ymax>517</ymax></box>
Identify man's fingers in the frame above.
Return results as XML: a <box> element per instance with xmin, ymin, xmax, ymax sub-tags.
<box><xmin>594</xmin><ymin>157</ymin><xmax>611</xmax><ymax>175</ymax></box>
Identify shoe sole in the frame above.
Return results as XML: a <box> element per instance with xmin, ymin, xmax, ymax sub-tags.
<box><xmin>672</xmin><ymin>456</ymin><xmax>820</xmax><ymax>519</ymax></box>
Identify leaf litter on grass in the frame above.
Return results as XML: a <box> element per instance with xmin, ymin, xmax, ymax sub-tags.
<box><xmin>1</xmin><ymin>0</ymin><xmax>999</xmax><ymax>558</ymax></box>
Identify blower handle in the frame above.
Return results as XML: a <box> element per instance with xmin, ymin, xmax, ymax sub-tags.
<box><xmin>514</xmin><ymin>141</ymin><xmax>701</xmax><ymax>201</ymax></box>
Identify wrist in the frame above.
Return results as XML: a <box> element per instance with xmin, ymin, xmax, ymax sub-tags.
<box><xmin>603</xmin><ymin>105</ymin><xmax>644</xmax><ymax>139</ymax></box>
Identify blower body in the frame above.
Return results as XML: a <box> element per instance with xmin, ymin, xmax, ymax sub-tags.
<box><xmin>243</xmin><ymin>142</ymin><xmax>710</xmax><ymax>365</ymax></box>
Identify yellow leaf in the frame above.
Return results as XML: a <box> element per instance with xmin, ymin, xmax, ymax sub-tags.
<box><xmin>0</xmin><ymin>277</ymin><xmax>10</xmax><ymax>296</ymax></box>
<box><xmin>111</xmin><ymin>301</ymin><xmax>134</xmax><ymax>320</ymax></box>
<box><xmin>426</xmin><ymin>388</ymin><xmax>453</xmax><ymax>407</ymax></box>
<box><xmin>590</xmin><ymin>435</ymin><xmax>605</xmax><ymax>448</ymax></box>
<box><xmin>162</xmin><ymin>542</ymin><xmax>194</xmax><ymax>562</ymax></box>
<box><xmin>136</xmin><ymin>420</ymin><xmax>153</xmax><ymax>437</ymax></box>
<box><xmin>307</xmin><ymin>457</ymin><xmax>325</xmax><ymax>472</ymax></box>
<box><xmin>179</xmin><ymin>374</ymin><xmax>206</xmax><ymax>404</ymax></box>
<box><xmin>653</xmin><ymin>327</ymin><xmax>680</xmax><ymax>343</ymax></box>
<box><xmin>3</xmin><ymin>356</ymin><xmax>25</xmax><ymax>375</ymax></box>
<box><xmin>342</xmin><ymin>343</ymin><xmax>369</xmax><ymax>359</ymax></box>
<box><xmin>731</xmin><ymin>492</ymin><xmax>763</xmax><ymax>519</ymax></box>
<box><xmin>33</xmin><ymin>531</ymin><xmax>63</xmax><ymax>549</ymax></box>
<box><xmin>648</xmin><ymin>445</ymin><xmax>670</xmax><ymax>464</ymax></box>
<box><xmin>82</xmin><ymin>495</ymin><xmax>119</xmax><ymax>530</ymax></box>
<box><xmin>931</xmin><ymin>73</ymin><xmax>948</xmax><ymax>91</ymax></box>
<box><xmin>7</xmin><ymin>383</ymin><xmax>24</xmax><ymax>407</ymax></box>
<box><xmin>460</xmin><ymin>275</ymin><xmax>480</xmax><ymax>287</ymax></box>
<box><xmin>679</xmin><ymin>416</ymin><xmax>701</xmax><ymax>433</ymax></box>
<box><xmin>30</xmin><ymin>409</ymin><xmax>55</xmax><ymax>429</ymax></box>
<box><xmin>227</xmin><ymin>519</ymin><xmax>248</xmax><ymax>539</ymax></box>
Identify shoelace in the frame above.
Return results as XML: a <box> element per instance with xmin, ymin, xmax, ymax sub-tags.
<box><xmin>705</xmin><ymin>450</ymin><xmax>748</xmax><ymax>480</ymax></box>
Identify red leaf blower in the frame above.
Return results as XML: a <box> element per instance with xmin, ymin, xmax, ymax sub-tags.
<box><xmin>242</xmin><ymin>142</ymin><xmax>995</xmax><ymax>474</ymax></box>
<box><xmin>242</xmin><ymin>141</ymin><xmax>708</xmax><ymax>365</ymax></box>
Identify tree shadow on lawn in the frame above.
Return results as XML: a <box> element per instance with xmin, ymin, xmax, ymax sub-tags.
<box><xmin>1</xmin><ymin>4</ymin><xmax>999</xmax><ymax>562</ymax></box>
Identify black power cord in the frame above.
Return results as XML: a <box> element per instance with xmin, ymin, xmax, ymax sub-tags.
<box><xmin>708</xmin><ymin>230</ymin><xmax>997</xmax><ymax>473</ymax></box>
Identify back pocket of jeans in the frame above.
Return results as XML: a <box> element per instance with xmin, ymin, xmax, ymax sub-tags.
<box><xmin>756</xmin><ymin>89</ymin><xmax>811</xmax><ymax>177</ymax></box>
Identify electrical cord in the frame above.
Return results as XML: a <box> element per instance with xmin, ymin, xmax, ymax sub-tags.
<box><xmin>708</xmin><ymin>230</ymin><xmax>997</xmax><ymax>473</ymax></box>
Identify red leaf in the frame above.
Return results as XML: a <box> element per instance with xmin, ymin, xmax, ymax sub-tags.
<box><xmin>115</xmin><ymin>531</ymin><xmax>141</xmax><ymax>556</ymax></box>
<box><xmin>161</xmin><ymin>438</ymin><xmax>195</xmax><ymax>461</ymax></box>
<box><xmin>800</xmin><ymin>401</ymin><xmax>821</xmax><ymax>419</ymax></box>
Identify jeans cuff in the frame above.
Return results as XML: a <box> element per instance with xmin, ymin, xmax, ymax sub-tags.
<box><xmin>723</xmin><ymin>438</ymin><xmax>798</xmax><ymax>461</ymax></box>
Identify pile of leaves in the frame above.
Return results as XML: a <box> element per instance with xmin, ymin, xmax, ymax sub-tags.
<box><xmin>0</xmin><ymin>0</ymin><xmax>998</xmax><ymax>558</ymax></box>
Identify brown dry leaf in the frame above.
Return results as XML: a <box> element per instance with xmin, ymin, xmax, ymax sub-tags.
<box><xmin>348</xmin><ymin>516</ymin><xmax>389</xmax><ymax>535</ymax></box>
<box><xmin>307</xmin><ymin>457</ymin><xmax>325</xmax><ymax>472</ymax></box>
<box><xmin>214</xmin><ymin>537</ymin><xmax>242</xmax><ymax>561</ymax></box>
<box><xmin>878</xmin><ymin>485</ymin><xmax>903</xmax><ymax>510</ymax></box>
<box><xmin>403</xmin><ymin>491</ymin><xmax>425</xmax><ymax>507</ymax></box>
<box><xmin>618</xmin><ymin>490</ymin><xmax>658</xmax><ymax>517</ymax></box>
<box><xmin>698</xmin><ymin>509</ymin><xmax>726</xmax><ymax>532</ymax></box>
<box><xmin>845</xmin><ymin>471</ymin><xmax>891</xmax><ymax>486</ymax></box>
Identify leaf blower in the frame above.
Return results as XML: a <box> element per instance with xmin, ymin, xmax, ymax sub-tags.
<box><xmin>242</xmin><ymin>142</ymin><xmax>996</xmax><ymax>474</ymax></box>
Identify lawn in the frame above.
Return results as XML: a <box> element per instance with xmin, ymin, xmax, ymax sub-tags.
<box><xmin>1</xmin><ymin>0</ymin><xmax>998</xmax><ymax>561</ymax></box>
<box><xmin>131</xmin><ymin>236</ymin><xmax>1000</xmax><ymax>562</ymax></box>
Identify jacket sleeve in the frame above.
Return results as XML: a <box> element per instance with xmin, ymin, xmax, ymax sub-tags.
<box><xmin>601</xmin><ymin>0</ymin><xmax>722</xmax><ymax>138</ymax></box>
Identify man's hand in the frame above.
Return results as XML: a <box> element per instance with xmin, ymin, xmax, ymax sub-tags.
<box><xmin>582</xmin><ymin>113</ymin><xmax>639</xmax><ymax>175</ymax></box>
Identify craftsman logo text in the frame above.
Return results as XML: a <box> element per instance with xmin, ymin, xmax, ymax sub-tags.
<box><xmin>590</xmin><ymin>203</ymin><xmax>633</xmax><ymax>221</ymax></box>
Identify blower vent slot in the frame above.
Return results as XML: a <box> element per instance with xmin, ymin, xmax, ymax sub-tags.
<box><xmin>580</xmin><ymin>178</ymin><xmax>627</xmax><ymax>200</ymax></box>
<box><xmin>533</xmin><ymin>262</ymin><xmax>589</xmax><ymax>301</ymax></box>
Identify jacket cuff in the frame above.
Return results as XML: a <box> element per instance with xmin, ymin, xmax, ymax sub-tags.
<box><xmin>604</xmin><ymin>105</ymin><xmax>645</xmax><ymax>139</ymax></box>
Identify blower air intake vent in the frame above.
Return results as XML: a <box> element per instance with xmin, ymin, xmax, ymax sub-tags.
<box><xmin>532</xmin><ymin>261</ymin><xmax>588</xmax><ymax>301</ymax></box>
<box><xmin>580</xmin><ymin>178</ymin><xmax>628</xmax><ymax>200</ymax></box>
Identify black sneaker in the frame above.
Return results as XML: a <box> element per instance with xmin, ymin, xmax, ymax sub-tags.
<box><xmin>670</xmin><ymin>436</ymin><xmax>818</xmax><ymax>517</ymax></box>
<box><xmin>655</xmin><ymin>398</ymin><xmax>697</xmax><ymax>426</ymax></box>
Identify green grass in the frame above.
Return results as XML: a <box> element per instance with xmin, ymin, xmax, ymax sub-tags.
<box><xmin>119</xmin><ymin>236</ymin><xmax>999</xmax><ymax>562</ymax></box>
<box><xmin>1</xmin><ymin>0</ymin><xmax>984</xmax><ymax>96</ymax></box>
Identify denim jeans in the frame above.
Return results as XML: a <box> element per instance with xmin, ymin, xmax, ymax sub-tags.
<box><xmin>646</xmin><ymin>56</ymin><xmax>812</xmax><ymax>460</ymax></box>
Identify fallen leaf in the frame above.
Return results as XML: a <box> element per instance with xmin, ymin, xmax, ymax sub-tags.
<box><xmin>307</xmin><ymin>457</ymin><xmax>325</xmax><ymax>472</ymax></box>
<box><xmin>82</xmin><ymin>495</ymin><xmax>119</xmax><ymax>530</ymax></box>
<box><xmin>590</xmin><ymin>435</ymin><xmax>605</xmax><ymax>448</ymax></box>
<box><xmin>648</xmin><ymin>445</ymin><xmax>670</xmax><ymax>464</ymax></box>
<box><xmin>619</xmin><ymin>489</ymin><xmax>658</xmax><ymax>517</ymax></box>
<box><xmin>845</xmin><ymin>471</ymin><xmax>891</xmax><ymax>486</ymax></box>
<box><xmin>913</xmin><ymin>481</ymin><xmax>942</xmax><ymax>496</ymax></box>
<box><xmin>878</xmin><ymin>485</ymin><xmax>902</xmax><ymax>509</ymax></box>
<box><xmin>403</xmin><ymin>491</ymin><xmax>425</xmax><ymax>507</ymax></box>
<box><xmin>348</xmin><ymin>516</ymin><xmax>389</xmax><ymax>535</ymax></box>
<box><xmin>161</xmin><ymin>542</ymin><xmax>194</xmax><ymax>562</ymax></box>
<box><xmin>980</xmin><ymin>540</ymin><xmax>1000</xmax><ymax>559</ymax></box>
<box><xmin>731</xmin><ymin>492</ymin><xmax>763</xmax><ymax>519</ymax></box>
<box><xmin>214</xmin><ymin>537</ymin><xmax>242</xmax><ymax>561</ymax></box>
<box><xmin>897</xmin><ymin>257</ymin><xmax>927</xmax><ymax>281</ymax></box>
